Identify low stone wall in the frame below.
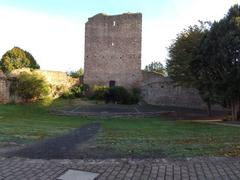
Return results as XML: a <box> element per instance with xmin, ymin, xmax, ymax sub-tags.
<box><xmin>0</xmin><ymin>69</ymin><xmax>79</xmax><ymax>103</ymax></box>
<box><xmin>0</xmin><ymin>73</ymin><xmax>10</xmax><ymax>103</ymax></box>
<box><xmin>141</xmin><ymin>72</ymin><xmax>221</xmax><ymax>110</ymax></box>
<box><xmin>11</xmin><ymin>69</ymin><xmax>79</xmax><ymax>98</ymax></box>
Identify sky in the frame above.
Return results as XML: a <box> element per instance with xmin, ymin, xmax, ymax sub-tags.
<box><xmin>0</xmin><ymin>0</ymin><xmax>239</xmax><ymax>72</ymax></box>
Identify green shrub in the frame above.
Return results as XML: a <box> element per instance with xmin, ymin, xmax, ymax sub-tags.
<box><xmin>130</xmin><ymin>88</ymin><xmax>141</xmax><ymax>104</ymax></box>
<box><xmin>90</xmin><ymin>85</ymin><xmax>141</xmax><ymax>104</ymax></box>
<box><xmin>52</xmin><ymin>85</ymin><xmax>68</xmax><ymax>98</ymax></box>
<box><xmin>60</xmin><ymin>84</ymin><xmax>89</xmax><ymax>99</ymax></box>
<box><xmin>91</xmin><ymin>85</ymin><xmax>109</xmax><ymax>100</ymax></box>
<box><xmin>60</xmin><ymin>90</ymin><xmax>75</xmax><ymax>99</ymax></box>
<box><xmin>13</xmin><ymin>72</ymin><xmax>50</xmax><ymax>102</ymax></box>
<box><xmin>105</xmin><ymin>86</ymin><xmax>130</xmax><ymax>104</ymax></box>
<box><xmin>71</xmin><ymin>84</ymin><xmax>89</xmax><ymax>98</ymax></box>
<box><xmin>105</xmin><ymin>86</ymin><xmax>141</xmax><ymax>104</ymax></box>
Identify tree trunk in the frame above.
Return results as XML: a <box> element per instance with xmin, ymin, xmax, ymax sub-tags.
<box><xmin>207</xmin><ymin>101</ymin><xmax>212</xmax><ymax>117</ymax></box>
<box><xmin>231</xmin><ymin>99</ymin><xmax>240</xmax><ymax>121</ymax></box>
<box><xmin>236</xmin><ymin>99</ymin><xmax>240</xmax><ymax>121</ymax></box>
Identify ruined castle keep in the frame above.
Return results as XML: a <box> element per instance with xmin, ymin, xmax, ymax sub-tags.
<box><xmin>0</xmin><ymin>12</ymin><xmax>221</xmax><ymax>109</ymax></box>
<box><xmin>83</xmin><ymin>13</ymin><xmax>214</xmax><ymax>109</ymax></box>
<box><xmin>84</xmin><ymin>13</ymin><xmax>142</xmax><ymax>89</ymax></box>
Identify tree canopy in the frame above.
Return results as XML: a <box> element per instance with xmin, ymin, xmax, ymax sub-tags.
<box><xmin>167</xmin><ymin>4</ymin><xmax>240</xmax><ymax>120</ymax></box>
<box><xmin>68</xmin><ymin>68</ymin><xmax>84</xmax><ymax>78</ymax></box>
<box><xmin>144</xmin><ymin>61</ymin><xmax>166</xmax><ymax>76</ymax></box>
<box><xmin>0</xmin><ymin>47</ymin><xmax>40</xmax><ymax>73</ymax></box>
<box><xmin>166</xmin><ymin>22</ymin><xmax>216</xmax><ymax>115</ymax></box>
<box><xmin>192</xmin><ymin>4</ymin><xmax>240</xmax><ymax>120</ymax></box>
<box><xmin>167</xmin><ymin>23</ymin><xmax>209</xmax><ymax>87</ymax></box>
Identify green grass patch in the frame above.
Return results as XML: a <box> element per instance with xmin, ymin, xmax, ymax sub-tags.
<box><xmin>0</xmin><ymin>103</ymin><xmax>92</xmax><ymax>145</ymax></box>
<box><xmin>1</xmin><ymin>100</ymin><xmax>240</xmax><ymax>158</ymax></box>
<box><xmin>97</xmin><ymin>118</ymin><xmax>240</xmax><ymax>157</ymax></box>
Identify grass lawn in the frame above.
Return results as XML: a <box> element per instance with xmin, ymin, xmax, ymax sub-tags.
<box><xmin>0</xmin><ymin>100</ymin><xmax>240</xmax><ymax>157</ymax></box>
<box><xmin>0</xmin><ymin>102</ymin><xmax>92</xmax><ymax>145</ymax></box>
<box><xmin>98</xmin><ymin>118</ymin><xmax>240</xmax><ymax>157</ymax></box>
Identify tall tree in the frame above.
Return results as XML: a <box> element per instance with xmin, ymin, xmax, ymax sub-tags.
<box><xmin>144</xmin><ymin>61</ymin><xmax>166</xmax><ymax>76</ymax></box>
<box><xmin>167</xmin><ymin>23</ymin><xmax>209</xmax><ymax>86</ymax></box>
<box><xmin>0</xmin><ymin>47</ymin><xmax>40</xmax><ymax>73</ymax></box>
<box><xmin>192</xmin><ymin>4</ymin><xmax>240</xmax><ymax>120</ymax></box>
<box><xmin>167</xmin><ymin>23</ymin><xmax>215</xmax><ymax>115</ymax></box>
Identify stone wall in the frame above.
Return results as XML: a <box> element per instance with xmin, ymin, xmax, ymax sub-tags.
<box><xmin>11</xmin><ymin>69</ymin><xmax>79</xmax><ymax>98</ymax></box>
<box><xmin>0</xmin><ymin>72</ymin><xmax>10</xmax><ymax>103</ymax></box>
<box><xmin>0</xmin><ymin>68</ymin><xmax>79</xmax><ymax>103</ymax></box>
<box><xmin>11</xmin><ymin>69</ymin><xmax>78</xmax><ymax>88</ymax></box>
<box><xmin>84</xmin><ymin>13</ymin><xmax>142</xmax><ymax>89</ymax></box>
<box><xmin>141</xmin><ymin>72</ymin><xmax>221</xmax><ymax>109</ymax></box>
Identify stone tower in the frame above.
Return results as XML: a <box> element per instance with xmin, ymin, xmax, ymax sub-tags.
<box><xmin>84</xmin><ymin>13</ymin><xmax>142</xmax><ymax>89</ymax></box>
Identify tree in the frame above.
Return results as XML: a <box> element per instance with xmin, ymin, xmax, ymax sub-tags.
<box><xmin>0</xmin><ymin>47</ymin><xmax>40</xmax><ymax>73</ymax></box>
<box><xmin>192</xmin><ymin>4</ymin><xmax>240</xmax><ymax>120</ymax></box>
<box><xmin>144</xmin><ymin>61</ymin><xmax>166</xmax><ymax>76</ymax></box>
<box><xmin>12</xmin><ymin>72</ymin><xmax>50</xmax><ymax>102</ymax></box>
<box><xmin>167</xmin><ymin>23</ymin><xmax>209</xmax><ymax>86</ymax></box>
<box><xmin>68</xmin><ymin>68</ymin><xmax>84</xmax><ymax>78</ymax></box>
<box><xmin>166</xmin><ymin>22</ymin><xmax>216</xmax><ymax>115</ymax></box>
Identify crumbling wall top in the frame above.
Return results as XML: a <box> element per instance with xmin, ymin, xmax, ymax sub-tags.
<box><xmin>87</xmin><ymin>12</ymin><xmax>142</xmax><ymax>23</ymax></box>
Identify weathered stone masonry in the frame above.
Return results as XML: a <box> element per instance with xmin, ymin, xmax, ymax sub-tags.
<box><xmin>141</xmin><ymin>72</ymin><xmax>205</xmax><ymax>109</ymax></box>
<box><xmin>84</xmin><ymin>13</ymin><xmax>142</xmax><ymax>89</ymax></box>
<box><xmin>0</xmin><ymin>69</ymin><xmax>79</xmax><ymax>104</ymax></box>
<box><xmin>141</xmin><ymin>72</ymin><xmax>222</xmax><ymax>110</ymax></box>
<box><xmin>0</xmin><ymin>72</ymin><xmax>10</xmax><ymax>103</ymax></box>
<box><xmin>83</xmin><ymin>13</ymin><xmax>221</xmax><ymax>109</ymax></box>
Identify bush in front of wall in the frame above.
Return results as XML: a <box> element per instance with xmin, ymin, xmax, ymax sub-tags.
<box><xmin>91</xmin><ymin>85</ymin><xmax>109</xmax><ymax>100</ymax></box>
<box><xmin>12</xmin><ymin>72</ymin><xmax>50</xmax><ymax>102</ymax></box>
<box><xmin>130</xmin><ymin>87</ymin><xmax>141</xmax><ymax>104</ymax></box>
<box><xmin>60</xmin><ymin>84</ymin><xmax>89</xmax><ymax>99</ymax></box>
<box><xmin>105</xmin><ymin>86</ymin><xmax>130</xmax><ymax>104</ymax></box>
<box><xmin>71</xmin><ymin>84</ymin><xmax>89</xmax><ymax>98</ymax></box>
<box><xmin>105</xmin><ymin>86</ymin><xmax>141</xmax><ymax>105</ymax></box>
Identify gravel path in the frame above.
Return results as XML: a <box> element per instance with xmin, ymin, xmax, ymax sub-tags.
<box><xmin>4</xmin><ymin>123</ymin><xmax>100</xmax><ymax>159</ymax></box>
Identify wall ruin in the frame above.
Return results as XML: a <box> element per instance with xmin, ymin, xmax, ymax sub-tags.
<box><xmin>141</xmin><ymin>72</ymin><xmax>222</xmax><ymax>110</ymax></box>
<box><xmin>84</xmin><ymin>13</ymin><xmax>142</xmax><ymax>89</ymax></box>
<box><xmin>0</xmin><ymin>68</ymin><xmax>79</xmax><ymax>103</ymax></box>
<box><xmin>0</xmin><ymin>72</ymin><xmax>10</xmax><ymax>103</ymax></box>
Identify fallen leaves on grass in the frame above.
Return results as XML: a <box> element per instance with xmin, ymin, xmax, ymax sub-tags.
<box><xmin>217</xmin><ymin>145</ymin><xmax>240</xmax><ymax>157</ymax></box>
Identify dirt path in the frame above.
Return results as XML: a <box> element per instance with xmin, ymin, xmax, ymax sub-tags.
<box><xmin>4</xmin><ymin>123</ymin><xmax>100</xmax><ymax>159</ymax></box>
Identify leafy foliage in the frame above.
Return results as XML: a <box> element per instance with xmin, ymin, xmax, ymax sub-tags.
<box><xmin>167</xmin><ymin>23</ymin><xmax>208</xmax><ymax>87</ymax></box>
<box><xmin>166</xmin><ymin>22</ymin><xmax>215</xmax><ymax>115</ymax></box>
<box><xmin>13</xmin><ymin>72</ymin><xmax>50</xmax><ymax>102</ymax></box>
<box><xmin>130</xmin><ymin>88</ymin><xmax>141</xmax><ymax>104</ymax></box>
<box><xmin>91</xmin><ymin>86</ymin><xmax>141</xmax><ymax>104</ymax></box>
<box><xmin>61</xmin><ymin>84</ymin><xmax>89</xmax><ymax>99</ymax></box>
<box><xmin>105</xmin><ymin>86</ymin><xmax>131</xmax><ymax>104</ymax></box>
<box><xmin>168</xmin><ymin>4</ymin><xmax>240</xmax><ymax>119</ymax></box>
<box><xmin>68</xmin><ymin>68</ymin><xmax>84</xmax><ymax>78</ymax></box>
<box><xmin>144</xmin><ymin>61</ymin><xmax>166</xmax><ymax>76</ymax></box>
<box><xmin>0</xmin><ymin>47</ymin><xmax>40</xmax><ymax>73</ymax></box>
<box><xmin>105</xmin><ymin>86</ymin><xmax>141</xmax><ymax>104</ymax></box>
<box><xmin>91</xmin><ymin>85</ymin><xmax>109</xmax><ymax>100</ymax></box>
<box><xmin>191</xmin><ymin>4</ymin><xmax>240</xmax><ymax>120</ymax></box>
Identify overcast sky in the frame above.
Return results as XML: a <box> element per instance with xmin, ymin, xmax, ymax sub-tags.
<box><xmin>0</xmin><ymin>0</ymin><xmax>238</xmax><ymax>72</ymax></box>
